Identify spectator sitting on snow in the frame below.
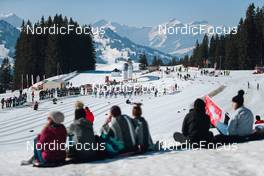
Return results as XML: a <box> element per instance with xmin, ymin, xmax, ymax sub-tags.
<box><xmin>100</xmin><ymin>105</ymin><xmax>137</xmax><ymax>156</ymax></box>
<box><xmin>254</xmin><ymin>115</ymin><xmax>264</xmax><ymax>133</ymax></box>
<box><xmin>216</xmin><ymin>90</ymin><xmax>254</xmax><ymax>137</ymax></box>
<box><xmin>1</xmin><ymin>98</ymin><xmax>4</xmax><ymax>109</ymax></box>
<box><xmin>21</xmin><ymin>111</ymin><xmax>67</xmax><ymax>166</ymax></box>
<box><xmin>131</xmin><ymin>103</ymin><xmax>154</xmax><ymax>153</ymax></box>
<box><xmin>74</xmin><ymin>101</ymin><xmax>86</xmax><ymax>120</ymax></box>
<box><xmin>181</xmin><ymin>98</ymin><xmax>213</xmax><ymax>144</ymax></box>
<box><xmin>67</xmin><ymin>101</ymin><xmax>97</xmax><ymax>162</ymax></box>
<box><xmin>255</xmin><ymin>115</ymin><xmax>264</xmax><ymax>125</ymax></box>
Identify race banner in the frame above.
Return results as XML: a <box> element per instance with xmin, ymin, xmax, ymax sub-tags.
<box><xmin>205</xmin><ymin>96</ymin><xmax>223</xmax><ymax>126</ymax></box>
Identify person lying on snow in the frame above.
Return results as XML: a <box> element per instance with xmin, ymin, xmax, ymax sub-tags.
<box><xmin>21</xmin><ymin>111</ymin><xmax>67</xmax><ymax>166</ymax></box>
<box><xmin>100</xmin><ymin>105</ymin><xmax>138</xmax><ymax>156</ymax></box>
<box><xmin>67</xmin><ymin>101</ymin><xmax>97</xmax><ymax>162</ymax></box>
<box><xmin>255</xmin><ymin>115</ymin><xmax>264</xmax><ymax>125</ymax></box>
<box><xmin>174</xmin><ymin>98</ymin><xmax>214</xmax><ymax>146</ymax></box>
<box><xmin>215</xmin><ymin>90</ymin><xmax>254</xmax><ymax>142</ymax></box>
<box><xmin>131</xmin><ymin>103</ymin><xmax>154</xmax><ymax>152</ymax></box>
<box><xmin>254</xmin><ymin>115</ymin><xmax>264</xmax><ymax>132</ymax></box>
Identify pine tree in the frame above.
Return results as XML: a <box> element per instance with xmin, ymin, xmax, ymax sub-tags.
<box><xmin>139</xmin><ymin>53</ymin><xmax>148</xmax><ymax>70</ymax></box>
<box><xmin>170</xmin><ymin>57</ymin><xmax>178</xmax><ymax>66</ymax></box>
<box><xmin>209</xmin><ymin>35</ymin><xmax>216</xmax><ymax>67</ymax></box>
<box><xmin>13</xmin><ymin>15</ymin><xmax>97</xmax><ymax>88</ymax></box>
<box><xmin>0</xmin><ymin>58</ymin><xmax>12</xmax><ymax>91</ymax></box>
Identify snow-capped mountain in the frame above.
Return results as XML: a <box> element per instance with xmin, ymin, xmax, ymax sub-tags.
<box><xmin>0</xmin><ymin>20</ymin><xmax>20</xmax><ymax>63</ymax></box>
<box><xmin>0</xmin><ymin>13</ymin><xmax>175</xmax><ymax>65</ymax></box>
<box><xmin>0</xmin><ymin>13</ymin><xmax>23</xmax><ymax>28</ymax></box>
<box><xmin>93</xmin><ymin>28</ymin><xmax>172</xmax><ymax>64</ymax></box>
<box><xmin>93</xmin><ymin>19</ymin><xmax>215</xmax><ymax>57</ymax></box>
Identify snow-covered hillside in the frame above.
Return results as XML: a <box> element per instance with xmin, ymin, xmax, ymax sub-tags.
<box><xmin>0</xmin><ymin>20</ymin><xmax>20</xmax><ymax>63</ymax></box>
<box><xmin>0</xmin><ymin>68</ymin><xmax>264</xmax><ymax>176</ymax></box>
<box><xmin>93</xmin><ymin>28</ymin><xmax>173</xmax><ymax>64</ymax></box>
<box><xmin>93</xmin><ymin>19</ymin><xmax>221</xmax><ymax>57</ymax></box>
<box><xmin>0</xmin><ymin>13</ymin><xmax>23</xmax><ymax>28</ymax></box>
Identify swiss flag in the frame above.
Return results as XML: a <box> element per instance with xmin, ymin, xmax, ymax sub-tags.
<box><xmin>205</xmin><ymin>96</ymin><xmax>223</xmax><ymax>126</ymax></box>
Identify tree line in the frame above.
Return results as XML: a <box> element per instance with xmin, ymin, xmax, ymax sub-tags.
<box><xmin>13</xmin><ymin>14</ymin><xmax>96</xmax><ymax>89</ymax></box>
<box><xmin>0</xmin><ymin>58</ymin><xmax>12</xmax><ymax>93</ymax></box>
<box><xmin>177</xmin><ymin>4</ymin><xmax>264</xmax><ymax>70</ymax></box>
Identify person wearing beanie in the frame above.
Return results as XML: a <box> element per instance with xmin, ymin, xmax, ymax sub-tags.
<box><xmin>21</xmin><ymin>111</ymin><xmax>67</xmax><ymax>166</ymax></box>
<box><xmin>216</xmin><ymin>90</ymin><xmax>254</xmax><ymax>137</ymax></box>
<box><xmin>131</xmin><ymin>103</ymin><xmax>154</xmax><ymax>153</ymax></box>
<box><xmin>67</xmin><ymin>101</ymin><xmax>97</xmax><ymax>162</ymax></box>
<box><xmin>179</xmin><ymin>98</ymin><xmax>213</xmax><ymax>144</ymax></box>
<box><xmin>100</xmin><ymin>105</ymin><xmax>137</xmax><ymax>156</ymax></box>
<box><xmin>75</xmin><ymin>101</ymin><xmax>84</xmax><ymax>110</ymax></box>
<box><xmin>74</xmin><ymin>101</ymin><xmax>86</xmax><ymax>120</ymax></box>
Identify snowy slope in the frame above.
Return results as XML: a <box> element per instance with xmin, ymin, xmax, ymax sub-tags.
<box><xmin>0</xmin><ymin>20</ymin><xmax>20</xmax><ymax>62</ymax></box>
<box><xmin>0</xmin><ymin>13</ymin><xmax>23</xmax><ymax>28</ymax></box>
<box><xmin>94</xmin><ymin>28</ymin><xmax>173</xmax><ymax>64</ymax></box>
<box><xmin>93</xmin><ymin>19</ymin><xmax>217</xmax><ymax>57</ymax></box>
<box><xmin>0</xmin><ymin>69</ymin><xmax>264</xmax><ymax>176</ymax></box>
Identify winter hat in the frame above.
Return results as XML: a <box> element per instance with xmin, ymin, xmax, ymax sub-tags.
<box><xmin>75</xmin><ymin>101</ymin><xmax>84</xmax><ymax>110</ymax></box>
<box><xmin>110</xmin><ymin>105</ymin><xmax>122</xmax><ymax>117</ymax></box>
<box><xmin>194</xmin><ymin>98</ymin><xmax>206</xmax><ymax>113</ymax></box>
<box><xmin>49</xmin><ymin>111</ymin><xmax>65</xmax><ymax>124</ymax></box>
<box><xmin>232</xmin><ymin>90</ymin><xmax>244</xmax><ymax>107</ymax></box>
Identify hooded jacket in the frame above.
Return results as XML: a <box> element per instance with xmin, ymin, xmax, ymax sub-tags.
<box><xmin>133</xmin><ymin>117</ymin><xmax>154</xmax><ymax>151</ymax></box>
<box><xmin>37</xmin><ymin>124</ymin><xmax>67</xmax><ymax>162</ymax></box>
<box><xmin>101</xmin><ymin>115</ymin><xmax>137</xmax><ymax>153</ymax></box>
<box><xmin>227</xmin><ymin>106</ymin><xmax>254</xmax><ymax>136</ymax></box>
<box><xmin>68</xmin><ymin>118</ymin><xmax>97</xmax><ymax>160</ymax></box>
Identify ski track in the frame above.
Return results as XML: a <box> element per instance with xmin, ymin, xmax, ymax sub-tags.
<box><xmin>1</xmin><ymin>70</ymin><xmax>264</xmax><ymax>176</ymax></box>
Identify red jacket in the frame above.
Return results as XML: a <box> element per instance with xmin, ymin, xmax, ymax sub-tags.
<box><xmin>37</xmin><ymin>124</ymin><xmax>67</xmax><ymax>162</ymax></box>
<box><xmin>85</xmin><ymin>109</ymin><xmax>94</xmax><ymax>124</ymax></box>
<box><xmin>255</xmin><ymin>120</ymin><xmax>264</xmax><ymax>124</ymax></box>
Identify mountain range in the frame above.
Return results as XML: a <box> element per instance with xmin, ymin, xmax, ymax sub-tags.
<box><xmin>92</xmin><ymin>19</ymin><xmax>215</xmax><ymax>57</ymax></box>
<box><xmin>0</xmin><ymin>13</ymin><xmax>215</xmax><ymax>65</ymax></box>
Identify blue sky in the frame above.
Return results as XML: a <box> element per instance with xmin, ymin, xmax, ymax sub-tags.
<box><xmin>1</xmin><ymin>0</ymin><xmax>263</xmax><ymax>27</ymax></box>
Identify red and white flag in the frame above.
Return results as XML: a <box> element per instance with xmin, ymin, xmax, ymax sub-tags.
<box><xmin>205</xmin><ymin>96</ymin><xmax>223</xmax><ymax>126</ymax></box>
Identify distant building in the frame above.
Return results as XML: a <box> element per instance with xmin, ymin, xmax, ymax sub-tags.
<box><xmin>127</xmin><ymin>60</ymin><xmax>133</xmax><ymax>80</ymax></box>
<box><xmin>42</xmin><ymin>79</ymin><xmax>65</xmax><ymax>90</ymax></box>
<box><xmin>123</xmin><ymin>63</ymin><xmax>128</xmax><ymax>80</ymax></box>
<box><xmin>111</xmin><ymin>68</ymin><xmax>121</xmax><ymax>77</ymax></box>
<box><xmin>148</xmin><ymin>66</ymin><xmax>160</xmax><ymax>72</ymax></box>
<box><xmin>255</xmin><ymin>66</ymin><xmax>264</xmax><ymax>74</ymax></box>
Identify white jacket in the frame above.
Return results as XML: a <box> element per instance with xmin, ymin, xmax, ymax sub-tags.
<box><xmin>227</xmin><ymin>106</ymin><xmax>254</xmax><ymax>136</ymax></box>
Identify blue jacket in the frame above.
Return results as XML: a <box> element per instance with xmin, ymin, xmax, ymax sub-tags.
<box><xmin>227</xmin><ymin>106</ymin><xmax>254</xmax><ymax>136</ymax></box>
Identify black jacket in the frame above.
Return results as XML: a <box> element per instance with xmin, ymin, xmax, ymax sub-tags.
<box><xmin>182</xmin><ymin>109</ymin><xmax>211</xmax><ymax>142</ymax></box>
<box><xmin>75</xmin><ymin>108</ymin><xmax>86</xmax><ymax>120</ymax></box>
